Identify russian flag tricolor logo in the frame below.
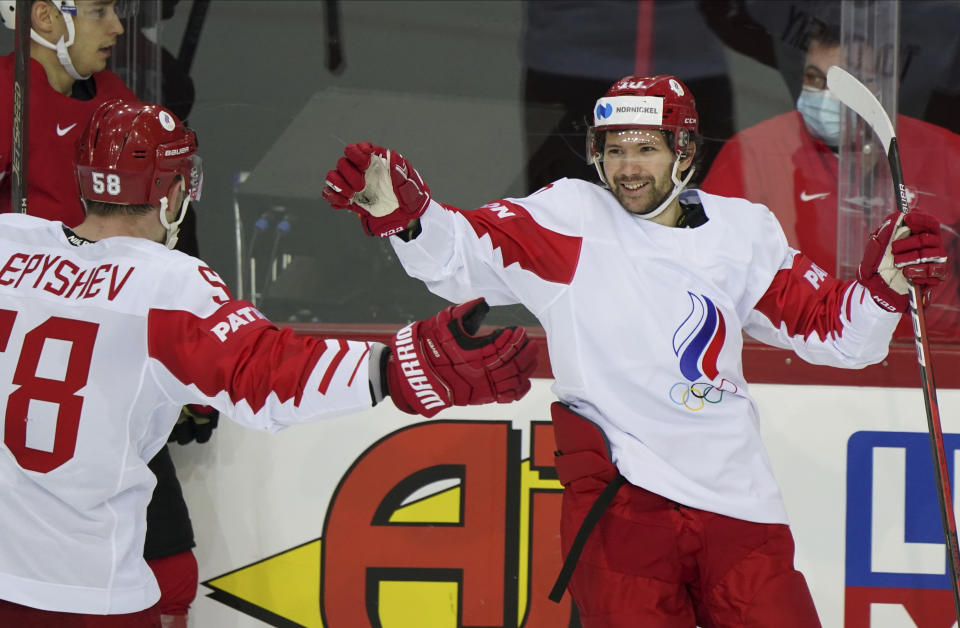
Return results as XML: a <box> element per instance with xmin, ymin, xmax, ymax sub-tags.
<box><xmin>673</xmin><ymin>292</ymin><xmax>726</xmax><ymax>382</ymax></box>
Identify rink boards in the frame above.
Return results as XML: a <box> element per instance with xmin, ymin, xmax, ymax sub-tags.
<box><xmin>173</xmin><ymin>341</ymin><xmax>960</xmax><ymax>628</ymax></box>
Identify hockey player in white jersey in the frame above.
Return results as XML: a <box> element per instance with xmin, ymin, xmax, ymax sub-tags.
<box><xmin>323</xmin><ymin>74</ymin><xmax>947</xmax><ymax>627</ymax></box>
<box><xmin>0</xmin><ymin>99</ymin><xmax>538</xmax><ymax>626</ymax></box>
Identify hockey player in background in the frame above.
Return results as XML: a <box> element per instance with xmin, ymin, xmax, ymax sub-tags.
<box><xmin>0</xmin><ymin>0</ymin><xmax>136</xmax><ymax>222</ymax></box>
<box><xmin>323</xmin><ymin>74</ymin><xmax>946</xmax><ymax>627</ymax></box>
<box><xmin>0</xmin><ymin>99</ymin><xmax>538</xmax><ymax>626</ymax></box>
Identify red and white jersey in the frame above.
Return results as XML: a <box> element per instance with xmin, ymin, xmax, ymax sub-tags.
<box><xmin>0</xmin><ymin>55</ymin><xmax>136</xmax><ymax>225</ymax></box>
<box><xmin>0</xmin><ymin>215</ymin><xmax>376</xmax><ymax>614</ymax></box>
<box><xmin>701</xmin><ymin>110</ymin><xmax>960</xmax><ymax>340</ymax></box>
<box><xmin>393</xmin><ymin>179</ymin><xmax>899</xmax><ymax>524</ymax></box>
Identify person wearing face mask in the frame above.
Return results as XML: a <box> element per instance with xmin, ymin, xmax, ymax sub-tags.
<box><xmin>702</xmin><ymin>22</ymin><xmax>960</xmax><ymax>341</ymax></box>
<box><xmin>795</xmin><ymin>77</ymin><xmax>842</xmax><ymax>147</ymax></box>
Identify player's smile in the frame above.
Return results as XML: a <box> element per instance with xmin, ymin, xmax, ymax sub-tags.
<box><xmin>618</xmin><ymin>178</ymin><xmax>652</xmax><ymax>194</ymax></box>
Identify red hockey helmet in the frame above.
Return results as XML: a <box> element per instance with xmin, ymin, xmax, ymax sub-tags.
<box><xmin>76</xmin><ymin>99</ymin><xmax>202</xmax><ymax>207</ymax></box>
<box><xmin>587</xmin><ymin>74</ymin><xmax>699</xmax><ymax>165</ymax></box>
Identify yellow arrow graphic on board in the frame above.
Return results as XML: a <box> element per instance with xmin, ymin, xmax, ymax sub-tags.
<box><xmin>202</xmin><ymin>460</ymin><xmax>560</xmax><ymax>627</ymax></box>
<box><xmin>203</xmin><ymin>486</ymin><xmax>464</xmax><ymax>627</ymax></box>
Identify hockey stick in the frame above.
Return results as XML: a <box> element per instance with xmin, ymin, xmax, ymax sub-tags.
<box><xmin>176</xmin><ymin>0</ymin><xmax>210</xmax><ymax>75</ymax></box>
<box><xmin>324</xmin><ymin>0</ymin><xmax>344</xmax><ymax>74</ymax></box>
<box><xmin>827</xmin><ymin>65</ymin><xmax>960</xmax><ymax>619</ymax></box>
<box><xmin>11</xmin><ymin>0</ymin><xmax>30</xmax><ymax>214</ymax></box>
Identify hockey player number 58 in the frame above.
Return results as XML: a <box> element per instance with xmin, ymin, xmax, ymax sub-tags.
<box><xmin>0</xmin><ymin>309</ymin><xmax>99</xmax><ymax>473</ymax></box>
<box><xmin>91</xmin><ymin>171</ymin><xmax>122</xmax><ymax>196</ymax></box>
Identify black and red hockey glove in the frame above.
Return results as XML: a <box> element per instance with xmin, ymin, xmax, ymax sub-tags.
<box><xmin>168</xmin><ymin>404</ymin><xmax>219</xmax><ymax>445</ymax></box>
<box><xmin>383</xmin><ymin>298</ymin><xmax>538</xmax><ymax>417</ymax></box>
<box><xmin>323</xmin><ymin>141</ymin><xmax>430</xmax><ymax>238</ymax></box>
<box><xmin>858</xmin><ymin>210</ymin><xmax>947</xmax><ymax>312</ymax></box>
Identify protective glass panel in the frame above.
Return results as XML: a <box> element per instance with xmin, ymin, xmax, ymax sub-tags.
<box><xmin>836</xmin><ymin>0</ymin><xmax>899</xmax><ymax>281</ymax></box>
<box><xmin>5</xmin><ymin>0</ymin><xmax>959</xmax><ymax>340</ymax></box>
<box><xmin>107</xmin><ymin>0</ymin><xmax>162</xmax><ymax>106</ymax></box>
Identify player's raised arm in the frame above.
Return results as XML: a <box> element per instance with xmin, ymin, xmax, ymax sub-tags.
<box><xmin>323</xmin><ymin>141</ymin><xmax>430</xmax><ymax>239</ymax></box>
<box><xmin>747</xmin><ymin>209</ymin><xmax>947</xmax><ymax>365</ymax></box>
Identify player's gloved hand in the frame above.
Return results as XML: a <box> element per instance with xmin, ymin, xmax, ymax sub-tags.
<box><xmin>322</xmin><ymin>141</ymin><xmax>431</xmax><ymax>237</ymax></box>
<box><xmin>168</xmin><ymin>404</ymin><xmax>220</xmax><ymax>444</ymax></box>
<box><xmin>384</xmin><ymin>298</ymin><xmax>538</xmax><ymax>417</ymax></box>
<box><xmin>857</xmin><ymin>210</ymin><xmax>947</xmax><ymax>312</ymax></box>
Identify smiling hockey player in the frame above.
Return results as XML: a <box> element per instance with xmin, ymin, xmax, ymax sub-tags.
<box><xmin>324</xmin><ymin>74</ymin><xmax>946</xmax><ymax>627</ymax></box>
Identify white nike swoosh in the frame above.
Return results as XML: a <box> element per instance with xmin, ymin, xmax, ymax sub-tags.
<box><xmin>56</xmin><ymin>123</ymin><xmax>78</xmax><ymax>137</ymax></box>
<box><xmin>800</xmin><ymin>190</ymin><xmax>831</xmax><ymax>202</ymax></box>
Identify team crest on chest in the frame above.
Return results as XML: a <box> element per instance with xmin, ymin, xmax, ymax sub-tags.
<box><xmin>669</xmin><ymin>292</ymin><xmax>737</xmax><ymax>411</ymax></box>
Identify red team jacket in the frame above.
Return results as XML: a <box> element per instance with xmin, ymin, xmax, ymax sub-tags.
<box><xmin>702</xmin><ymin>110</ymin><xmax>960</xmax><ymax>340</ymax></box>
<box><xmin>0</xmin><ymin>54</ymin><xmax>136</xmax><ymax>226</ymax></box>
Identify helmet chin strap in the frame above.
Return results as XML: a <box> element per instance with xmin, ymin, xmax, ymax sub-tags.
<box><xmin>158</xmin><ymin>194</ymin><xmax>190</xmax><ymax>249</ymax></box>
<box><xmin>30</xmin><ymin>12</ymin><xmax>90</xmax><ymax>80</ymax></box>
<box><xmin>637</xmin><ymin>156</ymin><xmax>695</xmax><ymax>221</ymax></box>
<box><xmin>596</xmin><ymin>153</ymin><xmax>695</xmax><ymax>221</ymax></box>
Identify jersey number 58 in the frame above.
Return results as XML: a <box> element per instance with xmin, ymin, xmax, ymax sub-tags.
<box><xmin>0</xmin><ymin>309</ymin><xmax>99</xmax><ymax>473</ymax></box>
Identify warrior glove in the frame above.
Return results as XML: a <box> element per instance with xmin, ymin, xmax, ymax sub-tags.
<box><xmin>858</xmin><ymin>210</ymin><xmax>947</xmax><ymax>313</ymax></box>
<box><xmin>323</xmin><ymin>141</ymin><xmax>430</xmax><ymax>238</ymax></box>
<box><xmin>382</xmin><ymin>298</ymin><xmax>538</xmax><ymax>417</ymax></box>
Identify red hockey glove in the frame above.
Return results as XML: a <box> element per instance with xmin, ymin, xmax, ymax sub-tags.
<box><xmin>385</xmin><ymin>298</ymin><xmax>538</xmax><ymax>417</ymax></box>
<box><xmin>857</xmin><ymin>210</ymin><xmax>947</xmax><ymax>312</ymax></box>
<box><xmin>322</xmin><ymin>141</ymin><xmax>431</xmax><ymax>238</ymax></box>
<box><xmin>168</xmin><ymin>404</ymin><xmax>219</xmax><ymax>445</ymax></box>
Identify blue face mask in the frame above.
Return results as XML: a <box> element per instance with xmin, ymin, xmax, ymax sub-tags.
<box><xmin>796</xmin><ymin>86</ymin><xmax>842</xmax><ymax>146</ymax></box>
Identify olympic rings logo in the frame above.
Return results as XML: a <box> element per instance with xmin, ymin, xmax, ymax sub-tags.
<box><xmin>669</xmin><ymin>380</ymin><xmax>738</xmax><ymax>412</ymax></box>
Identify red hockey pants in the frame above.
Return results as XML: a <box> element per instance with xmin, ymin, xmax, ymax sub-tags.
<box><xmin>147</xmin><ymin>549</ymin><xmax>198</xmax><ymax>616</ymax></box>
<box><xmin>0</xmin><ymin>599</ymin><xmax>159</xmax><ymax>627</ymax></box>
<box><xmin>551</xmin><ymin>402</ymin><xmax>822</xmax><ymax>628</ymax></box>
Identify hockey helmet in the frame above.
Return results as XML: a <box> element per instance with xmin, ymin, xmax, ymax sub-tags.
<box><xmin>76</xmin><ymin>99</ymin><xmax>202</xmax><ymax>247</ymax></box>
<box><xmin>587</xmin><ymin>75</ymin><xmax>700</xmax><ymax>220</ymax></box>
<box><xmin>587</xmin><ymin>74</ymin><xmax>699</xmax><ymax>166</ymax></box>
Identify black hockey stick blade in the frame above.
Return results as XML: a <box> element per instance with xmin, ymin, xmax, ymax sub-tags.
<box><xmin>829</xmin><ymin>64</ymin><xmax>960</xmax><ymax>621</ymax></box>
<box><xmin>12</xmin><ymin>0</ymin><xmax>30</xmax><ymax>214</ymax></box>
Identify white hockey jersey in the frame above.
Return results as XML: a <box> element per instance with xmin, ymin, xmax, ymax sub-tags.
<box><xmin>0</xmin><ymin>215</ymin><xmax>376</xmax><ymax>614</ymax></box>
<box><xmin>393</xmin><ymin>179</ymin><xmax>900</xmax><ymax>524</ymax></box>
